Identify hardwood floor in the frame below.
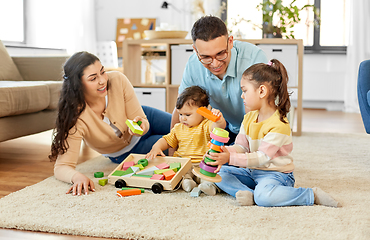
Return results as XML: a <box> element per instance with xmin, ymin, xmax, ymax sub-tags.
<box><xmin>0</xmin><ymin>109</ymin><xmax>366</xmax><ymax>239</ymax></box>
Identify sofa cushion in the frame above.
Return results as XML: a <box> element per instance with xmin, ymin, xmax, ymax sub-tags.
<box><xmin>0</xmin><ymin>40</ymin><xmax>23</xmax><ymax>81</ymax></box>
<box><xmin>0</xmin><ymin>81</ymin><xmax>51</xmax><ymax>117</ymax></box>
<box><xmin>37</xmin><ymin>81</ymin><xmax>63</xmax><ymax>109</ymax></box>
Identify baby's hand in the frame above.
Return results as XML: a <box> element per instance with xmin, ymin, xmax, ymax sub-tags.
<box><xmin>146</xmin><ymin>147</ymin><xmax>165</xmax><ymax>160</ymax></box>
<box><xmin>211</xmin><ymin>108</ymin><xmax>222</xmax><ymax>118</ymax></box>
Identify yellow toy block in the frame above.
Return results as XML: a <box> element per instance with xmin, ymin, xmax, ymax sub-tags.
<box><xmin>125</xmin><ymin>119</ymin><xmax>143</xmax><ymax>135</ymax></box>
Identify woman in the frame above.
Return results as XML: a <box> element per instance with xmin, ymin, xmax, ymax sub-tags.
<box><xmin>49</xmin><ymin>51</ymin><xmax>171</xmax><ymax>196</ymax></box>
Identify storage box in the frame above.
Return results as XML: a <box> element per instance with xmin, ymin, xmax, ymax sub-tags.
<box><xmin>134</xmin><ymin>87</ymin><xmax>166</xmax><ymax>112</ymax></box>
<box><xmin>171</xmin><ymin>44</ymin><xmax>194</xmax><ymax>85</ymax></box>
<box><xmin>258</xmin><ymin>44</ymin><xmax>298</xmax><ymax>87</ymax></box>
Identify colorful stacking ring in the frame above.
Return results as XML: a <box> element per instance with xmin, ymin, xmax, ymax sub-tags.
<box><xmin>200</xmin><ymin>168</ymin><xmax>217</xmax><ymax>177</ymax></box>
<box><xmin>210</xmin><ymin>132</ymin><xmax>229</xmax><ymax>143</ymax></box>
<box><xmin>210</xmin><ymin>138</ymin><xmax>223</xmax><ymax>146</ymax></box>
<box><xmin>212</xmin><ymin>127</ymin><xmax>229</xmax><ymax>138</ymax></box>
<box><xmin>208</xmin><ymin>149</ymin><xmax>220</xmax><ymax>154</ymax></box>
<box><xmin>200</xmin><ymin>160</ymin><xmax>217</xmax><ymax>173</ymax></box>
<box><xmin>207</xmin><ymin>142</ymin><xmax>222</xmax><ymax>152</ymax></box>
<box><xmin>204</xmin><ymin>156</ymin><xmax>216</xmax><ymax>164</ymax></box>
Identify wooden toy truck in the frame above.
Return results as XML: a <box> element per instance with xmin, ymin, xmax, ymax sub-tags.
<box><xmin>108</xmin><ymin>154</ymin><xmax>192</xmax><ymax>194</ymax></box>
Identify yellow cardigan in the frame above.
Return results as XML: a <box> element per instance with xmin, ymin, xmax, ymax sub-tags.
<box><xmin>54</xmin><ymin>71</ymin><xmax>147</xmax><ymax>183</ymax></box>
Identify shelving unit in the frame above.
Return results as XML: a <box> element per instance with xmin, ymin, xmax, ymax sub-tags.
<box><xmin>121</xmin><ymin>38</ymin><xmax>303</xmax><ymax>136</ymax></box>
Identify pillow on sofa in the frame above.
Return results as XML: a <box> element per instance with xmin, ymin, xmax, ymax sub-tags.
<box><xmin>0</xmin><ymin>40</ymin><xmax>23</xmax><ymax>81</ymax></box>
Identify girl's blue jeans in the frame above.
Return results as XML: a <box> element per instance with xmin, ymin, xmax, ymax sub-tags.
<box><xmin>109</xmin><ymin>105</ymin><xmax>171</xmax><ymax>164</ymax></box>
<box><xmin>215</xmin><ymin>165</ymin><xmax>315</xmax><ymax>207</ymax></box>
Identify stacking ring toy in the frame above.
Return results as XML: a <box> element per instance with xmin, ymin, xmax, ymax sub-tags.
<box><xmin>212</xmin><ymin>127</ymin><xmax>229</xmax><ymax>138</ymax></box>
<box><xmin>199</xmin><ymin>160</ymin><xmax>217</xmax><ymax>173</ymax></box>
<box><xmin>210</xmin><ymin>132</ymin><xmax>229</xmax><ymax>143</ymax></box>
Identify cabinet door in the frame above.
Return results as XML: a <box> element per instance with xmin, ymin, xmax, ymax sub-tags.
<box><xmin>134</xmin><ymin>88</ymin><xmax>166</xmax><ymax>112</ymax></box>
<box><xmin>258</xmin><ymin>44</ymin><xmax>298</xmax><ymax>88</ymax></box>
<box><xmin>170</xmin><ymin>45</ymin><xmax>194</xmax><ymax>85</ymax></box>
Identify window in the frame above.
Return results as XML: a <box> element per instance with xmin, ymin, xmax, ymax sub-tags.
<box><xmin>0</xmin><ymin>0</ymin><xmax>25</xmax><ymax>43</ymax></box>
<box><xmin>226</xmin><ymin>0</ymin><xmax>349</xmax><ymax>53</ymax></box>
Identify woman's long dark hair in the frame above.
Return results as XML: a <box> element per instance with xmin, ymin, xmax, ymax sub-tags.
<box><xmin>49</xmin><ymin>51</ymin><xmax>100</xmax><ymax>161</ymax></box>
<box><xmin>243</xmin><ymin>59</ymin><xmax>291</xmax><ymax>123</ymax></box>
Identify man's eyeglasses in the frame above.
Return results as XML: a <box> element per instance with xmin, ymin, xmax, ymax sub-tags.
<box><xmin>195</xmin><ymin>39</ymin><xmax>229</xmax><ymax>65</ymax></box>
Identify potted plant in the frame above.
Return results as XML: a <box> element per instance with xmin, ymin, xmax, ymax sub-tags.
<box><xmin>259</xmin><ymin>0</ymin><xmax>319</xmax><ymax>38</ymax></box>
<box><xmin>228</xmin><ymin>0</ymin><xmax>319</xmax><ymax>39</ymax></box>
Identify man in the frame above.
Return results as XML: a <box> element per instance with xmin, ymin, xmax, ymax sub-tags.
<box><xmin>171</xmin><ymin>16</ymin><xmax>268</xmax><ymax>144</ymax></box>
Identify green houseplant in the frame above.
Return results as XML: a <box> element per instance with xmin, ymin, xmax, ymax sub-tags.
<box><xmin>259</xmin><ymin>0</ymin><xmax>318</xmax><ymax>39</ymax></box>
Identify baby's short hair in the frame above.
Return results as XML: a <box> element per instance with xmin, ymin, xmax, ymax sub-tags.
<box><xmin>176</xmin><ymin>86</ymin><xmax>209</xmax><ymax>109</ymax></box>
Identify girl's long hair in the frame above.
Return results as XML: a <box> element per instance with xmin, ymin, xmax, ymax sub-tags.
<box><xmin>243</xmin><ymin>59</ymin><xmax>291</xmax><ymax>123</ymax></box>
<box><xmin>49</xmin><ymin>51</ymin><xmax>100</xmax><ymax>161</ymax></box>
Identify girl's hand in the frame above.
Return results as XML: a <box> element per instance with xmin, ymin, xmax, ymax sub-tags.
<box><xmin>146</xmin><ymin>146</ymin><xmax>165</xmax><ymax>160</ymax></box>
<box><xmin>68</xmin><ymin>172</ymin><xmax>95</xmax><ymax>196</ymax></box>
<box><xmin>205</xmin><ymin>146</ymin><xmax>230</xmax><ymax>173</ymax></box>
<box><xmin>128</xmin><ymin>116</ymin><xmax>148</xmax><ymax>136</ymax></box>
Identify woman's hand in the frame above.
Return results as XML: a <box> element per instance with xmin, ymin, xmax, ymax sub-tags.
<box><xmin>67</xmin><ymin>172</ymin><xmax>95</xmax><ymax>196</ymax></box>
<box><xmin>204</xmin><ymin>146</ymin><xmax>230</xmax><ymax>173</ymax></box>
<box><xmin>128</xmin><ymin>116</ymin><xmax>149</xmax><ymax>136</ymax></box>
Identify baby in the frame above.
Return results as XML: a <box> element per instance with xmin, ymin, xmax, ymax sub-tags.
<box><xmin>146</xmin><ymin>85</ymin><xmax>226</xmax><ymax>193</ymax></box>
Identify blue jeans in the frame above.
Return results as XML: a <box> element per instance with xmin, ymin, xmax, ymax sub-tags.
<box><xmin>215</xmin><ymin>165</ymin><xmax>314</xmax><ymax>207</ymax></box>
<box><xmin>109</xmin><ymin>105</ymin><xmax>171</xmax><ymax>164</ymax></box>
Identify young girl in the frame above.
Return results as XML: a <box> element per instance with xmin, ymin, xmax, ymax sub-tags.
<box><xmin>205</xmin><ymin>59</ymin><xmax>341</xmax><ymax>207</ymax></box>
<box><xmin>146</xmin><ymin>86</ymin><xmax>226</xmax><ymax>194</ymax></box>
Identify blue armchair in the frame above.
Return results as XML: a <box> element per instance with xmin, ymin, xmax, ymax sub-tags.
<box><xmin>357</xmin><ymin>59</ymin><xmax>370</xmax><ymax>133</ymax></box>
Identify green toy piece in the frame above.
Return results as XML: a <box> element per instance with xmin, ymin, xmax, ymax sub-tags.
<box><xmin>112</xmin><ymin>170</ymin><xmax>125</xmax><ymax>176</ymax></box>
<box><xmin>94</xmin><ymin>172</ymin><xmax>104</xmax><ymax>178</ymax></box>
<box><xmin>137</xmin><ymin>158</ymin><xmax>149</xmax><ymax>167</ymax></box>
<box><xmin>98</xmin><ymin>179</ymin><xmax>108</xmax><ymax>186</ymax></box>
<box><xmin>170</xmin><ymin>162</ymin><xmax>181</xmax><ymax>171</ymax></box>
<box><xmin>122</xmin><ymin>187</ymin><xmax>145</xmax><ymax>193</ymax></box>
<box><xmin>125</xmin><ymin>119</ymin><xmax>144</xmax><ymax>135</ymax></box>
<box><xmin>132</xmin><ymin>174</ymin><xmax>152</xmax><ymax>178</ymax></box>
<box><xmin>133</xmin><ymin>164</ymin><xmax>144</xmax><ymax>170</ymax></box>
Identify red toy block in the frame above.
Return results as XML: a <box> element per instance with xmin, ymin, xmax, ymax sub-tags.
<box><xmin>156</xmin><ymin>162</ymin><xmax>170</xmax><ymax>169</ymax></box>
<box><xmin>150</xmin><ymin>174</ymin><xmax>165</xmax><ymax>180</ymax></box>
<box><xmin>163</xmin><ymin>169</ymin><xmax>176</xmax><ymax>180</ymax></box>
<box><xmin>196</xmin><ymin>107</ymin><xmax>220</xmax><ymax>122</ymax></box>
<box><xmin>122</xmin><ymin>161</ymin><xmax>135</xmax><ymax>170</ymax></box>
<box><xmin>116</xmin><ymin>189</ymin><xmax>141</xmax><ymax>197</ymax></box>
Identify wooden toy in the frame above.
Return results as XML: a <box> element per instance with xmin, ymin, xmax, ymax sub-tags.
<box><xmin>122</xmin><ymin>161</ymin><xmax>135</xmax><ymax>170</ymax></box>
<box><xmin>121</xmin><ymin>187</ymin><xmax>145</xmax><ymax>193</ymax></box>
<box><xmin>94</xmin><ymin>172</ymin><xmax>104</xmax><ymax>178</ymax></box>
<box><xmin>98</xmin><ymin>179</ymin><xmax>108</xmax><ymax>186</ymax></box>
<box><xmin>190</xmin><ymin>187</ymin><xmax>201</xmax><ymax>197</ymax></box>
<box><xmin>170</xmin><ymin>162</ymin><xmax>181</xmax><ymax>171</ymax></box>
<box><xmin>150</xmin><ymin>174</ymin><xmax>165</xmax><ymax>180</ymax></box>
<box><xmin>196</xmin><ymin>107</ymin><xmax>220</xmax><ymax>122</ymax></box>
<box><xmin>116</xmin><ymin>189</ymin><xmax>141</xmax><ymax>197</ymax></box>
<box><xmin>193</xmin><ymin>128</ymin><xmax>230</xmax><ymax>183</ymax></box>
<box><xmin>125</xmin><ymin>119</ymin><xmax>143</xmax><ymax>135</ymax></box>
<box><xmin>156</xmin><ymin>162</ymin><xmax>170</xmax><ymax>169</ymax></box>
<box><xmin>163</xmin><ymin>169</ymin><xmax>176</xmax><ymax>180</ymax></box>
<box><xmin>108</xmin><ymin>154</ymin><xmax>192</xmax><ymax>194</ymax></box>
<box><xmin>137</xmin><ymin>158</ymin><xmax>148</xmax><ymax>167</ymax></box>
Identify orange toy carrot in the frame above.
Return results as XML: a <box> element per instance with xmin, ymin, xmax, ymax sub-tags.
<box><xmin>196</xmin><ymin>107</ymin><xmax>220</xmax><ymax>122</ymax></box>
<box><xmin>116</xmin><ymin>189</ymin><xmax>142</xmax><ymax>197</ymax></box>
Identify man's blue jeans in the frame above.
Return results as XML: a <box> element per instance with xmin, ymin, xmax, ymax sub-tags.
<box><xmin>215</xmin><ymin>165</ymin><xmax>315</xmax><ymax>207</ymax></box>
<box><xmin>109</xmin><ymin>105</ymin><xmax>171</xmax><ymax>164</ymax></box>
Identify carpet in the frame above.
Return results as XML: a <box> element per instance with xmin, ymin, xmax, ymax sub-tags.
<box><xmin>1</xmin><ymin>132</ymin><xmax>370</xmax><ymax>240</ymax></box>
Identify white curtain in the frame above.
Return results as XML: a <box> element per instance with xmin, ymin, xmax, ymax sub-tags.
<box><xmin>344</xmin><ymin>0</ymin><xmax>370</xmax><ymax>112</ymax></box>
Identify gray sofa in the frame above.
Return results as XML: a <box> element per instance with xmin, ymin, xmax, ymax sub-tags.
<box><xmin>0</xmin><ymin>40</ymin><xmax>69</xmax><ymax>142</ymax></box>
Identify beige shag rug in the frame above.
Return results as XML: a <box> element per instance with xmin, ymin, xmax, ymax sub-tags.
<box><xmin>1</xmin><ymin>132</ymin><xmax>370</xmax><ymax>240</ymax></box>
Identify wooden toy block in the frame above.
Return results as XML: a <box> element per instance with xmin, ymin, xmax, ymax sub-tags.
<box><xmin>136</xmin><ymin>166</ymin><xmax>159</xmax><ymax>175</ymax></box>
<box><xmin>154</xmin><ymin>168</ymin><xmax>172</xmax><ymax>175</ymax></box>
<box><xmin>122</xmin><ymin>187</ymin><xmax>145</xmax><ymax>193</ymax></box>
<box><xmin>170</xmin><ymin>162</ymin><xmax>181</xmax><ymax>171</ymax></box>
<box><xmin>121</xmin><ymin>167</ymin><xmax>134</xmax><ymax>176</ymax></box>
<box><xmin>150</xmin><ymin>174</ymin><xmax>165</xmax><ymax>180</ymax></box>
<box><xmin>98</xmin><ymin>179</ymin><xmax>108</xmax><ymax>186</ymax></box>
<box><xmin>133</xmin><ymin>164</ymin><xmax>144</xmax><ymax>170</ymax></box>
<box><xmin>196</xmin><ymin>107</ymin><xmax>220</xmax><ymax>122</ymax></box>
<box><xmin>163</xmin><ymin>169</ymin><xmax>176</xmax><ymax>180</ymax></box>
<box><xmin>133</xmin><ymin>174</ymin><xmax>152</xmax><ymax>178</ymax></box>
<box><xmin>125</xmin><ymin>119</ymin><xmax>144</xmax><ymax>135</ymax></box>
<box><xmin>116</xmin><ymin>189</ymin><xmax>141</xmax><ymax>197</ymax></box>
<box><xmin>94</xmin><ymin>172</ymin><xmax>104</xmax><ymax>178</ymax></box>
<box><xmin>122</xmin><ymin>161</ymin><xmax>135</xmax><ymax>170</ymax></box>
<box><xmin>112</xmin><ymin>170</ymin><xmax>125</xmax><ymax>176</ymax></box>
<box><xmin>156</xmin><ymin>162</ymin><xmax>170</xmax><ymax>169</ymax></box>
<box><xmin>190</xmin><ymin>187</ymin><xmax>201</xmax><ymax>197</ymax></box>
